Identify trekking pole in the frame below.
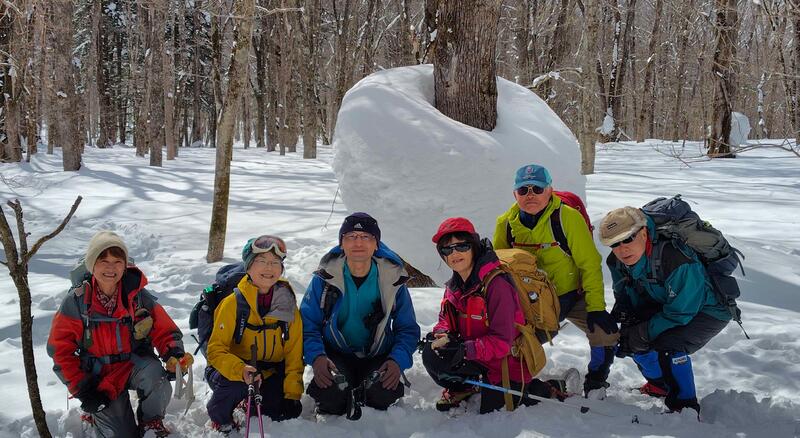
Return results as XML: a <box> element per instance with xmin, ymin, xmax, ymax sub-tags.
<box><xmin>463</xmin><ymin>379</ymin><xmax>592</xmax><ymax>414</ymax></box>
<box><xmin>250</xmin><ymin>343</ymin><xmax>265</xmax><ymax>438</ymax></box>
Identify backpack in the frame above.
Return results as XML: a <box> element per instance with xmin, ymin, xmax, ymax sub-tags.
<box><xmin>506</xmin><ymin>190</ymin><xmax>592</xmax><ymax>257</ymax></box>
<box><xmin>639</xmin><ymin>195</ymin><xmax>747</xmax><ymax>335</ymax></box>
<box><xmin>482</xmin><ymin>249</ymin><xmax>559</xmax><ymax>376</ymax></box>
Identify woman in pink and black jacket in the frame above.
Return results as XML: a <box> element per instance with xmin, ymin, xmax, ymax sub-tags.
<box><xmin>421</xmin><ymin>217</ymin><xmax>561</xmax><ymax>413</ymax></box>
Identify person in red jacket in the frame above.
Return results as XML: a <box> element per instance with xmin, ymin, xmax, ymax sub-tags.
<box><xmin>47</xmin><ymin>231</ymin><xmax>192</xmax><ymax>437</ymax></box>
<box><xmin>421</xmin><ymin>218</ymin><xmax>564</xmax><ymax>413</ymax></box>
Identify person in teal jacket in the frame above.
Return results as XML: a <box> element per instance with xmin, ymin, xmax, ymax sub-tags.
<box><xmin>599</xmin><ymin>207</ymin><xmax>731</xmax><ymax>414</ymax></box>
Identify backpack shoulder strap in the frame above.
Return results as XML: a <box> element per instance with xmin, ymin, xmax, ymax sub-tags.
<box><xmin>549</xmin><ymin>207</ymin><xmax>571</xmax><ymax>257</ymax></box>
<box><xmin>233</xmin><ymin>289</ymin><xmax>250</xmax><ymax>344</ymax></box>
<box><xmin>506</xmin><ymin>221</ymin><xmax>515</xmax><ymax>247</ymax></box>
<box><xmin>320</xmin><ymin>281</ymin><xmax>341</xmax><ymax>324</ymax></box>
<box><xmin>650</xmin><ymin>239</ymin><xmax>693</xmax><ymax>283</ymax></box>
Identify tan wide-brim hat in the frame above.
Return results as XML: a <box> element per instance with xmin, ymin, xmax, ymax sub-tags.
<box><xmin>599</xmin><ymin>207</ymin><xmax>647</xmax><ymax>247</ymax></box>
<box><xmin>85</xmin><ymin>231</ymin><xmax>129</xmax><ymax>273</ymax></box>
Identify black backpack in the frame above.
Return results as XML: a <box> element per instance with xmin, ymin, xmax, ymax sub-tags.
<box><xmin>189</xmin><ymin>262</ymin><xmax>249</xmax><ymax>357</ymax></box>
<box><xmin>639</xmin><ymin>195</ymin><xmax>747</xmax><ymax>337</ymax></box>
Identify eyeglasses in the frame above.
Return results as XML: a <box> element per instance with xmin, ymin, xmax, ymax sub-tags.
<box><xmin>252</xmin><ymin>258</ymin><xmax>283</xmax><ymax>268</ymax></box>
<box><xmin>515</xmin><ymin>185</ymin><xmax>547</xmax><ymax>196</ymax></box>
<box><xmin>252</xmin><ymin>235</ymin><xmax>287</xmax><ymax>259</ymax></box>
<box><xmin>610</xmin><ymin>228</ymin><xmax>642</xmax><ymax>248</ymax></box>
<box><xmin>342</xmin><ymin>233</ymin><xmax>375</xmax><ymax>242</ymax></box>
<box><xmin>438</xmin><ymin>242</ymin><xmax>472</xmax><ymax>256</ymax></box>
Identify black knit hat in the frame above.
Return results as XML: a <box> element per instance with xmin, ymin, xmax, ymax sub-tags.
<box><xmin>339</xmin><ymin>212</ymin><xmax>381</xmax><ymax>245</ymax></box>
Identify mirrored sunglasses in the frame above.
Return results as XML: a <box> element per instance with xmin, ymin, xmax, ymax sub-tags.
<box><xmin>439</xmin><ymin>242</ymin><xmax>472</xmax><ymax>256</ymax></box>
<box><xmin>252</xmin><ymin>235</ymin><xmax>287</xmax><ymax>258</ymax></box>
<box><xmin>515</xmin><ymin>185</ymin><xmax>547</xmax><ymax>196</ymax></box>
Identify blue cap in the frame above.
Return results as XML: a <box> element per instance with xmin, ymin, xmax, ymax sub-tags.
<box><xmin>514</xmin><ymin>164</ymin><xmax>552</xmax><ymax>190</ymax></box>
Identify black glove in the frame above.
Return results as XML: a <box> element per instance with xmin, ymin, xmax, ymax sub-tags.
<box><xmin>437</xmin><ymin>341</ymin><xmax>466</xmax><ymax>369</ymax></box>
<box><xmin>78</xmin><ymin>391</ymin><xmax>110</xmax><ymax>413</ymax></box>
<box><xmin>587</xmin><ymin>310</ymin><xmax>619</xmax><ymax>334</ymax></box>
<box><xmin>281</xmin><ymin>398</ymin><xmax>302</xmax><ymax>419</ymax></box>
<box><xmin>619</xmin><ymin>322</ymin><xmax>650</xmax><ymax>354</ymax></box>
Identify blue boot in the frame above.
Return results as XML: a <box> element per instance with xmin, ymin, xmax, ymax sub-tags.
<box><xmin>583</xmin><ymin>346</ymin><xmax>615</xmax><ymax>397</ymax></box>
<box><xmin>658</xmin><ymin>351</ymin><xmax>700</xmax><ymax>413</ymax></box>
<box><xmin>633</xmin><ymin>351</ymin><xmax>669</xmax><ymax>397</ymax></box>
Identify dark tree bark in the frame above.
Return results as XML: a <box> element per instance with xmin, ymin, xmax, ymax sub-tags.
<box><xmin>708</xmin><ymin>0</ymin><xmax>739</xmax><ymax>158</ymax></box>
<box><xmin>52</xmin><ymin>0</ymin><xmax>82</xmax><ymax>170</ymax></box>
<box><xmin>0</xmin><ymin>197</ymin><xmax>82</xmax><ymax>438</ymax></box>
<box><xmin>432</xmin><ymin>0</ymin><xmax>502</xmax><ymax>131</ymax></box>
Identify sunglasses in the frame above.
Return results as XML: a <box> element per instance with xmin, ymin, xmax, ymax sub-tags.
<box><xmin>515</xmin><ymin>185</ymin><xmax>547</xmax><ymax>196</ymax></box>
<box><xmin>610</xmin><ymin>228</ymin><xmax>642</xmax><ymax>248</ymax></box>
<box><xmin>252</xmin><ymin>235</ymin><xmax>287</xmax><ymax>259</ymax></box>
<box><xmin>438</xmin><ymin>242</ymin><xmax>472</xmax><ymax>256</ymax></box>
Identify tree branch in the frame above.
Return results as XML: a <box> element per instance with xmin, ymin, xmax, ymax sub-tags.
<box><xmin>0</xmin><ymin>203</ymin><xmax>20</xmax><ymax>271</ymax></box>
<box><xmin>23</xmin><ymin>196</ymin><xmax>83</xmax><ymax>265</ymax></box>
<box><xmin>8</xmin><ymin>200</ymin><xmax>28</xmax><ymax>259</ymax></box>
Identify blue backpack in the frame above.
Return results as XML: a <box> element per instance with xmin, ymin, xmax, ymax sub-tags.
<box><xmin>640</xmin><ymin>195</ymin><xmax>747</xmax><ymax>336</ymax></box>
<box><xmin>189</xmin><ymin>263</ymin><xmax>248</xmax><ymax>357</ymax></box>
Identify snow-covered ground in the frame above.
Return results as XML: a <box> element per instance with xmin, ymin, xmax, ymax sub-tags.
<box><xmin>0</xmin><ymin>140</ymin><xmax>799</xmax><ymax>437</ymax></box>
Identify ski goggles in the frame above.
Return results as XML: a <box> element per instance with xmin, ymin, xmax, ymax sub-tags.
<box><xmin>609</xmin><ymin>228</ymin><xmax>642</xmax><ymax>248</ymax></box>
<box><xmin>251</xmin><ymin>235</ymin><xmax>287</xmax><ymax>259</ymax></box>
<box><xmin>515</xmin><ymin>185</ymin><xmax>548</xmax><ymax>196</ymax></box>
<box><xmin>438</xmin><ymin>242</ymin><xmax>472</xmax><ymax>256</ymax></box>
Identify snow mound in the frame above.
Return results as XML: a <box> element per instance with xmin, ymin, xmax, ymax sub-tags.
<box><xmin>701</xmin><ymin>389</ymin><xmax>800</xmax><ymax>434</ymax></box>
<box><xmin>333</xmin><ymin>65</ymin><xmax>584</xmax><ymax>283</ymax></box>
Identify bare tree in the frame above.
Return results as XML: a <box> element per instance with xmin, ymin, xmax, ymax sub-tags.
<box><xmin>708</xmin><ymin>0</ymin><xmax>739</xmax><ymax>158</ymax></box>
<box><xmin>432</xmin><ymin>0</ymin><xmax>502</xmax><ymax>131</ymax></box>
<box><xmin>0</xmin><ymin>196</ymin><xmax>83</xmax><ymax>438</ymax></box>
<box><xmin>51</xmin><ymin>0</ymin><xmax>82</xmax><ymax>170</ymax></box>
<box><xmin>207</xmin><ymin>0</ymin><xmax>256</xmax><ymax>262</ymax></box>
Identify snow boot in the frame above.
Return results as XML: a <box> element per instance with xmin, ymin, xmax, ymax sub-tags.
<box><xmin>139</xmin><ymin>417</ymin><xmax>171</xmax><ymax>437</ymax></box>
<box><xmin>211</xmin><ymin>421</ymin><xmax>239</xmax><ymax>437</ymax></box>
<box><xmin>436</xmin><ymin>387</ymin><xmax>478</xmax><ymax>411</ymax></box>
<box><xmin>660</xmin><ymin>351</ymin><xmax>700</xmax><ymax>414</ymax></box>
<box><xmin>583</xmin><ymin>346</ymin><xmax>614</xmax><ymax>398</ymax></box>
<box><xmin>638</xmin><ymin>381</ymin><xmax>669</xmax><ymax>398</ymax></box>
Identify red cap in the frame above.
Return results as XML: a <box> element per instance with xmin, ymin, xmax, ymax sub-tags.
<box><xmin>432</xmin><ymin>217</ymin><xmax>477</xmax><ymax>243</ymax></box>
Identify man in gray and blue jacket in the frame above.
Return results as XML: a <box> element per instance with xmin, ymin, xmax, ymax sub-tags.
<box><xmin>300</xmin><ymin>212</ymin><xmax>420</xmax><ymax>417</ymax></box>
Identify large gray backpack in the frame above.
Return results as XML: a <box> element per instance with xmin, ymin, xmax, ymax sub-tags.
<box><xmin>641</xmin><ymin>195</ymin><xmax>747</xmax><ymax>336</ymax></box>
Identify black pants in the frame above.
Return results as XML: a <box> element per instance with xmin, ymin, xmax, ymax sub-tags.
<box><xmin>306</xmin><ymin>347</ymin><xmax>404</xmax><ymax>415</ymax></box>
<box><xmin>650</xmin><ymin>312</ymin><xmax>729</xmax><ymax>354</ymax></box>
<box><xmin>206</xmin><ymin>363</ymin><xmax>301</xmax><ymax>425</ymax></box>
<box><xmin>420</xmin><ymin>339</ymin><xmax>553</xmax><ymax>414</ymax></box>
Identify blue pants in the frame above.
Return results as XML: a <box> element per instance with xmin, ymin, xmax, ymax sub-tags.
<box><xmin>205</xmin><ymin>364</ymin><xmax>300</xmax><ymax>425</ymax></box>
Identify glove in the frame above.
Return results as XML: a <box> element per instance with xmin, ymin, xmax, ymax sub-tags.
<box><xmin>281</xmin><ymin>398</ymin><xmax>302</xmax><ymax>419</ymax></box>
<box><xmin>431</xmin><ymin>333</ymin><xmax>450</xmax><ymax>350</ymax></box>
<box><xmin>619</xmin><ymin>322</ymin><xmax>650</xmax><ymax>354</ymax></box>
<box><xmin>133</xmin><ymin>308</ymin><xmax>153</xmax><ymax>340</ymax></box>
<box><xmin>437</xmin><ymin>340</ymin><xmax>466</xmax><ymax>369</ymax></box>
<box><xmin>587</xmin><ymin>310</ymin><xmax>619</xmax><ymax>334</ymax></box>
<box><xmin>78</xmin><ymin>391</ymin><xmax>110</xmax><ymax>414</ymax></box>
<box><xmin>166</xmin><ymin>352</ymin><xmax>194</xmax><ymax>373</ymax></box>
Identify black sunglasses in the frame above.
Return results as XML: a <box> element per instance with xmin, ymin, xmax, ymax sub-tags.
<box><xmin>438</xmin><ymin>242</ymin><xmax>472</xmax><ymax>256</ymax></box>
<box><xmin>515</xmin><ymin>185</ymin><xmax>547</xmax><ymax>196</ymax></box>
<box><xmin>610</xmin><ymin>228</ymin><xmax>642</xmax><ymax>248</ymax></box>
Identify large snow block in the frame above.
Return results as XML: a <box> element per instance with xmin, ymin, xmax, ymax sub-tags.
<box><xmin>333</xmin><ymin>65</ymin><xmax>584</xmax><ymax>283</ymax></box>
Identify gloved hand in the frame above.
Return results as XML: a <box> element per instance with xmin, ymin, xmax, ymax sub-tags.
<box><xmin>431</xmin><ymin>333</ymin><xmax>450</xmax><ymax>350</ymax></box>
<box><xmin>436</xmin><ymin>340</ymin><xmax>466</xmax><ymax>369</ymax></box>
<box><xmin>587</xmin><ymin>310</ymin><xmax>619</xmax><ymax>334</ymax></box>
<box><xmin>166</xmin><ymin>352</ymin><xmax>194</xmax><ymax>373</ymax></box>
<box><xmin>281</xmin><ymin>398</ymin><xmax>302</xmax><ymax>419</ymax></box>
<box><xmin>78</xmin><ymin>391</ymin><xmax>110</xmax><ymax>414</ymax></box>
<box><xmin>133</xmin><ymin>308</ymin><xmax>153</xmax><ymax>340</ymax></box>
<box><xmin>312</xmin><ymin>355</ymin><xmax>337</xmax><ymax>388</ymax></box>
<box><xmin>619</xmin><ymin>322</ymin><xmax>650</xmax><ymax>354</ymax></box>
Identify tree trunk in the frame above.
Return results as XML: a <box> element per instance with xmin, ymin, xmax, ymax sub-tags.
<box><xmin>52</xmin><ymin>0</ymin><xmax>81</xmax><ymax>170</ymax></box>
<box><xmin>164</xmin><ymin>8</ymin><xmax>177</xmax><ymax>160</ymax></box>
<box><xmin>539</xmin><ymin>0</ymin><xmax>568</xmax><ymax>101</ymax></box>
<box><xmin>299</xmin><ymin>0</ymin><xmax>319</xmax><ymax>158</ymax></box>
<box><xmin>330</xmin><ymin>0</ymin><xmax>354</xmax><ymax>137</ymax></box>
<box><xmin>636</xmin><ymin>0</ymin><xmax>663</xmax><ymax>142</ymax></box>
<box><xmin>433</xmin><ymin>0</ymin><xmax>502</xmax><ymax>131</ymax></box>
<box><xmin>254</xmin><ymin>23</ymin><xmax>267</xmax><ymax>148</ymax></box>
<box><xmin>579</xmin><ymin>0</ymin><xmax>601</xmax><ymax>174</ymax></box>
<box><xmin>207</xmin><ymin>0</ymin><xmax>256</xmax><ymax>262</ymax></box>
<box><xmin>708</xmin><ymin>0</ymin><xmax>739</xmax><ymax>158</ymax></box>
<box><xmin>148</xmin><ymin>2</ymin><xmax>165</xmax><ymax>167</ymax></box>
<box><xmin>191</xmin><ymin>1</ymin><xmax>204</xmax><ymax>147</ymax></box>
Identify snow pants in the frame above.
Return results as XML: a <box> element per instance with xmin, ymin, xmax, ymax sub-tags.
<box><xmin>420</xmin><ymin>338</ymin><xmax>554</xmax><ymax>414</ymax></box>
<box><xmin>634</xmin><ymin>312</ymin><xmax>729</xmax><ymax>412</ymax></box>
<box><xmin>205</xmin><ymin>362</ymin><xmax>301</xmax><ymax>425</ymax></box>
<box><xmin>306</xmin><ymin>347</ymin><xmax>404</xmax><ymax>415</ymax></box>
<box><xmin>92</xmin><ymin>353</ymin><xmax>172</xmax><ymax>438</ymax></box>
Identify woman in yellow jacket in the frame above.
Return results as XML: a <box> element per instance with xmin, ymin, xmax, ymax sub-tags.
<box><xmin>206</xmin><ymin>235</ymin><xmax>304</xmax><ymax>433</ymax></box>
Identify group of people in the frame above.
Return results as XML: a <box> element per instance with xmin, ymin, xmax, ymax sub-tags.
<box><xmin>46</xmin><ymin>163</ymin><xmax>732</xmax><ymax>437</ymax></box>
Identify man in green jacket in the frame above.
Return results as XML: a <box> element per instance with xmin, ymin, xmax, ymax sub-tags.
<box><xmin>493</xmin><ymin>164</ymin><xmax>619</xmax><ymax>397</ymax></box>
